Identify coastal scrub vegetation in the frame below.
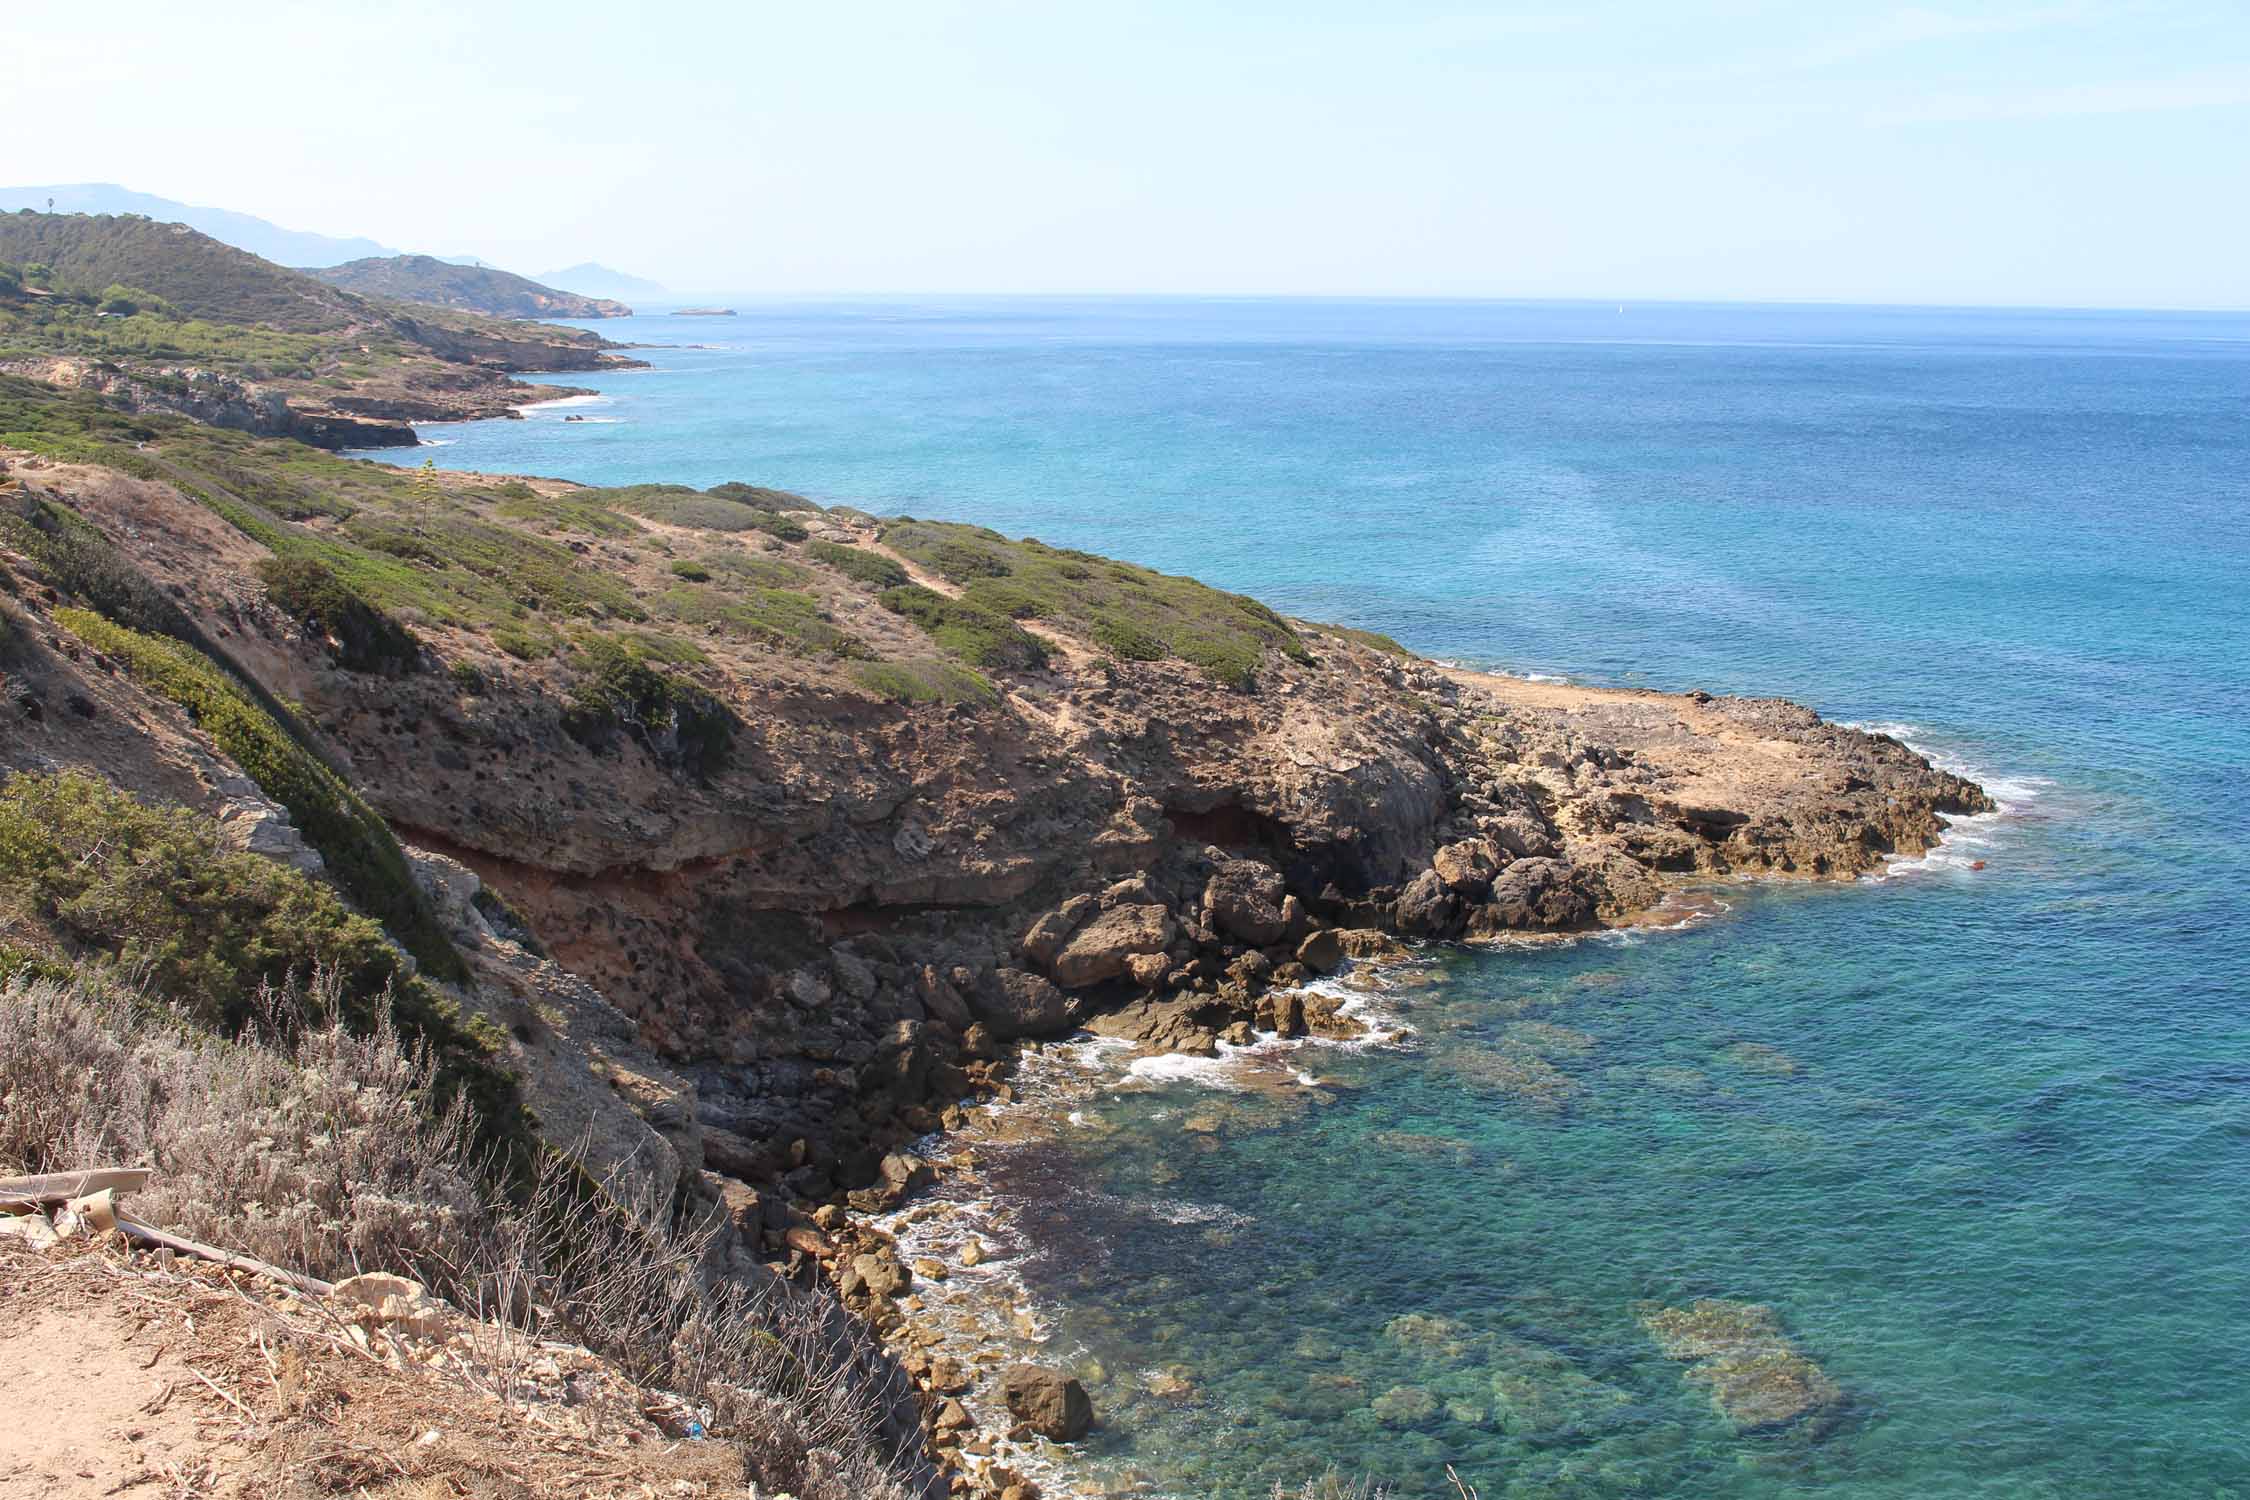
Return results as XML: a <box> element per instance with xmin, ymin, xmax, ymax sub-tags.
<box><xmin>851</xmin><ymin>657</ymin><xmax>998</xmax><ymax>704</ymax></box>
<box><xmin>561</xmin><ymin>634</ymin><xmax>735</xmax><ymax>778</ymax></box>
<box><xmin>0</xmin><ymin>212</ymin><xmax>365</xmax><ymax>330</ymax></box>
<box><xmin>808</xmin><ymin>537</ymin><xmax>909</xmax><ymax>589</ymax></box>
<box><xmin>257</xmin><ymin>554</ymin><xmax>423</xmax><ymax>673</ymax></box>
<box><xmin>878</xmin><ymin>582</ymin><xmax>1050</xmax><ymax>672</ymax></box>
<box><xmin>881</xmin><ymin>518</ymin><xmax>1308</xmax><ymax>689</ymax></box>
<box><xmin>49</xmin><ymin>608</ymin><xmax>468</xmax><ymax>985</ymax></box>
<box><xmin>0</xmin><ymin>772</ymin><xmax>522</xmax><ymax>1153</ymax></box>
<box><xmin>588</xmin><ymin>482</ymin><xmax>813</xmax><ymax>541</ymax></box>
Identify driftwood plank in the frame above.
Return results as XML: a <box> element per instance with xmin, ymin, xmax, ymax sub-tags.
<box><xmin>0</xmin><ymin>1167</ymin><xmax>153</xmax><ymax>1205</ymax></box>
<box><xmin>114</xmin><ymin>1215</ymin><xmax>337</xmax><ymax>1298</ymax></box>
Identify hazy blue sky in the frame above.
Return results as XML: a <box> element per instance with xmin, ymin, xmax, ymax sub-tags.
<box><xmin>12</xmin><ymin>1</ymin><xmax>2247</xmax><ymax>306</ymax></box>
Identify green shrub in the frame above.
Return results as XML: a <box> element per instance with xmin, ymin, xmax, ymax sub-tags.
<box><xmin>449</xmin><ymin>659</ymin><xmax>488</xmax><ymax>693</ymax></box>
<box><xmin>707</xmin><ymin>480</ymin><xmax>821</xmax><ymax>513</ymax></box>
<box><xmin>668</xmin><ymin>559</ymin><xmax>713</xmax><ymax>582</ymax></box>
<box><xmin>850</xmin><ymin>659</ymin><xmax>997</xmax><ymax>704</ymax></box>
<box><xmin>0</xmin><ymin>774</ymin><xmax>521</xmax><ymax>1153</ymax></box>
<box><xmin>1091</xmin><ymin>614</ymin><xmax>1166</xmax><ymax>661</ymax></box>
<box><xmin>877</xmin><ymin>585</ymin><xmax>1048</xmax><ymax>672</ymax></box>
<box><xmin>2</xmin><ymin>770</ymin><xmax>399</xmax><ymax>1030</ymax></box>
<box><xmin>807</xmin><ymin>539</ymin><xmax>907</xmax><ymax>590</ymax></box>
<box><xmin>702</xmin><ymin>552</ymin><xmax>809</xmax><ymax>589</ymax></box>
<box><xmin>1316</xmin><ymin>622</ymin><xmax>1412</xmax><ymax>657</ymax></box>
<box><xmin>881</xmin><ymin>518</ymin><xmax>1305</xmax><ymax>690</ymax></box>
<box><xmin>657</xmin><ymin>583</ymin><xmax>867</xmax><ymax>658</ymax></box>
<box><xmin>590</xmin><ymin>485</ymin><xmax>809</xmax><ymax>541</ymax></box>
<box><xmin>50</xmin><ymin>609</ymin><xmax>466</xmax><ymax>984</ymax></box>
<box><xmin>257</xmin><ymin>555</ymin><xmax>422</xmax><ymax>674</ymax></box>
<box><xmin>494</xmin><ymin>490</ymin><xmax>642</xmax><ymax>537</ymax></box>
<box><xmin>493</xmin><ymin>619</ymin><xmax>560</xmax><ymax>660</ymax></box>
<box><xmin>563</xmin><ymin>637</ymin><xmax>733</xmax><ymax>779</ymax></box>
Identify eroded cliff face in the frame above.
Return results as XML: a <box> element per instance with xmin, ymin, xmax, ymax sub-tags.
<box><xmin>1</xmin><ymin>355</ymin><xmax>419</xmax><ymax>448</ymax></box>
<box><xmin>0</xmin><ymin>444</ymin><xmax>1989</xmax><ymax>1214</ymax></box>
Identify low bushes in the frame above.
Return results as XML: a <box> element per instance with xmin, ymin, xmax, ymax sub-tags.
<box><xmin>562</xmin><ymin>636</ymin><xmax>734</xmax><ymax>779</ymax></box>
<box><xmin>807</xmin><ymin>539</ymin><xmax>907</xmax><ymax>590</ymax></box>
<box><xmin>257</xmin><ymin>555</ymin><xmax>422</xmax><ymax>674</ymax></box>
<box><xmin>0</xmin><ymin>772</ymin><xmax>519</xmax><ymax>1152</ymax></box>
<box><xmin>50</xmin><ymin>609</ymin><xmax>467</xmax><ymax>985</ymax></box>
<box><xmin>850</xmin><ymin>658</ymin><xmax>996</xmax><ymax>705</ymax></box>
<box><xmin>881</xmin><ymin>518</ymin><xmax>1306</xmax><ymax>690</ymax></box>
<box><xmin>877</xmin><ymin>584</ymin><xmax>1048</xmax><ymax>672</ymax></box>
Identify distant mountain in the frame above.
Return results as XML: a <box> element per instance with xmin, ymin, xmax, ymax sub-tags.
<box><xmin>540</xmin><ymin>262</ymin><xmax>667</xmax><ymax>299</ymax></box>
<box><xmin>307</xmin><ymin>255</ymin><xmax>633</xmax><ymax>319</ymax></box>
<box><xmin>0</xmin><ymin>183</ymin><xmax>396</xmax><ymax>268</ymax></box>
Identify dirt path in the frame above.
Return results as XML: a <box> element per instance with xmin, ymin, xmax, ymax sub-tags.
<box><xmin>0</xmin><ymin>1240</ymin><xmax>746</xmax><ymax>1500</ymax></box>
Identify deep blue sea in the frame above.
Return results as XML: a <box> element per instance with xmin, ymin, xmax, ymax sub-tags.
<box><xmin>362</xmin><ymin>298</ymin><xmax>2250</xmax><ymax>1498</ymax></box>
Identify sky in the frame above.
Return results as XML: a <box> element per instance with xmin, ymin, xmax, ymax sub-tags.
<box><xmin>7</xmin><ymin>1</ymin><xmax>2248</xmax><ymax>307</ymax></box>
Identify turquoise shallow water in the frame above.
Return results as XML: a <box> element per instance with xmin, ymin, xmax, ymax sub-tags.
<box><xmin>363</xmin><ymin>299</ymin><xmax>2250</xmax><ymax>1496</ymax></box>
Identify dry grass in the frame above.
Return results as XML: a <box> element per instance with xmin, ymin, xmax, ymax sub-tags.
<box><xmin>0</xmin><ymin>967</ymin><xmax>928</xmax><ymax>1500</ymax></box>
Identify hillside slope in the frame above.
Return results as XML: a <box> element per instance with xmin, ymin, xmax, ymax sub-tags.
<box><xmin>0</xmin><ymin>216</ymin><xmax>645</xmax><ymax>446</ymax></box>
<box><xmin>310</xmin><ymin>254</ymin><xmax>634</xmax><ymax>319</ymax></box>
<box><xmin>0</xmin><ymin>182</ymin><xmax>398</xmax><ymax>266</ymax></box>
<box><xmin>0</xmin><ymin>210</ymin><xmax>370</xmax><ymax>330</ymax></box>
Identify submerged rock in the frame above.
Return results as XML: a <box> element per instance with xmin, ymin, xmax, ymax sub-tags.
<box><xmin>1488</xmin><ymin>1338</ymin><xmax>1632</xmax><ymax>1443</ymax></box>
<box><xmin>1641</xmin><ymin>1298</ymin><xmax>1842</xmax><ymax>1433</ymax></box>
<box><xmin>1370</xmin><ymin>1383</ymin><xmax>1440</xmax><ymax>1427</ymax></box>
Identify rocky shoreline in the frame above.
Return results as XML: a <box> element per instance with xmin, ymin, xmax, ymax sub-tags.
<box><xmin>0</xmin><ymin>438</ymin><xmax>1993</xmax><ymax>1499</ymax></box>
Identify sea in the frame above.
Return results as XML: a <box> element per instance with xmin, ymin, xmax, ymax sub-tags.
<box><xmin>357</xmin><ymin>297</ymin><xmax>2250</xmax><ymax>1498</ymax></box>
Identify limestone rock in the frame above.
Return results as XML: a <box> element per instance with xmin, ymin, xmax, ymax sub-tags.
<box><xmin>1467</xmin><ymin>857</ymin><xmax>1595</xmax><ymax>933</ymax></box>
<box><xmin>1392</xmin><ymin>867</ymin><xmax>1460</xmax><ymax>936</ymax></box>
<box><xmin>1202</xmin><ymin>860</ymin><xmax>1289</xmax><ymax>945</ymax></box>
<box><xmin>1294</xmin><ymin>928</ymin><xmax>1345</xmax><ymax>974</ymax></box>
<box><xmin>1019</xmin><ymin>895</ymin><xmax>1097</xmax><ymax>966</ymax></box>
<box><xmin>1431</xmin><ymin>837</ymin><xmax>1502</xmax><ymax>895</ymax></box>
<box><xmin>1000</xmin><ymin>1364</ymin><xmax>1093</xmax><ymax>1440</ymax></box>
<box><xmin>332</xmin><ymin>1273</ymin><xmax>447</xmax><ymax>1338</ymax></box>
<box><xmin>1050</xmin><ymin>903</ymin><xmax>1176</xmax><ymax>988</ymax></box>
<box><xmin>967</xmin><ymin>968</ymin><xmax>1088</xmax><ymax>1039</ymax></box>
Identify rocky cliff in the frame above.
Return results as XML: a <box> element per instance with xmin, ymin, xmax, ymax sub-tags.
<box><xmin>0</xmin><ymin>386</ymin><xmax>1988</xmax><ymax>1496</ymax></box>
<box><xmin>0</xmin><ymin>403</ymin><xmax>1989</xmax><ymax>1206</ymax></box>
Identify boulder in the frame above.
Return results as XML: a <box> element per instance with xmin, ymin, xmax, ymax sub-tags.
<box><xmin>849</xmin><ymin>1253</ymin><xmax>911</xmax><ymax>1299</ymax></box>
<box><xmin>1019</xmin><ymin>895</ymin><xmax>1097</xmax><ymax>966</ymax></box>
<box><xmin>1202</xmin><ymin>860</ymin><xmax>1289</xmax><ymax>945</ymax></box>
<box><xmin>1431</xmin><ymin>837</ymin><xmax>1502</xmax><ymax>896</ymax></box>
<box><xmin>967</xmin><ymin>968</ymin><xmax>1088</xmax><ymax>1039</ymax></box>
<box><xmin>332</xmin><ymin>1273</ymin><xmax>447</xmax><ymax>1338</ymax></box>
<box><xmin>1051</xmin><ymin>903</ymin><xmax>1176</xmax><ymax>988</ymax></box>
<box><xmin>1333</xmin><ymin>927</ymin><xmax>1407</xmax><ymax>959</ymax></box>
<box><xmin>1255</xmin><ymin>989</ymin><xmax>1306</xmax><ymax>1037</ymax></box>
<box><xmin>1295</xmin><ymin>927</ymin><xmax>1345</xmax><ymax>974</ymax></box>
<box><xmin>1486</xmin><ymin>811</ymin><xmax>1561</xmax><ymax>860</ymax></box>
<box><xmin>1466</xmin><ymin>857</ymin><xmax>1595</xmax><ymax>933</ymax></box>
<box><xmin>1391</xmin><ymin>867</ymin><xmax>1460</xmax><ymax>936</ymax></box>
<box><xmin>1000</xmin><ymin>1364</ymin><xmax>1093</xmax><ymax>1440</ymax></box>
<box><xmin>1301</xmin><ymin>989</ymin><xmax>1366</xmax><ymax>1040</ymax></box>
<box><xmin>915</xmin><ymin>965</ymin><xmax>974</xmax><ymax>1029</ymax></box>
<box><xmin>1125</xmin><ymin>950</ymin><xmax>1172</xmax><ymax>988</ymax></box>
